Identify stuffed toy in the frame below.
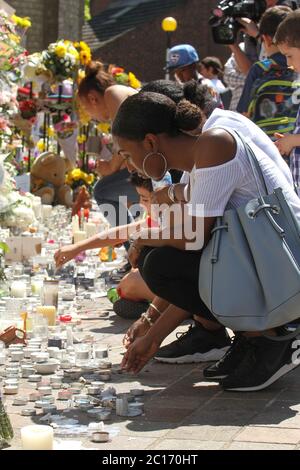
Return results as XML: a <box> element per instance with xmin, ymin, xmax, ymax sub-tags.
<box><xmin>31</xmin><ymin>151</ymin><xmax>73</xmax><ymax>206</ymax></box>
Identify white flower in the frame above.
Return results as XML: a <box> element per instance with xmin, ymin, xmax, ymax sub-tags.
<box><xmin>0</xmin><ymin>194</ymin><xmax>9</xmax><ymax>213</ymax></box>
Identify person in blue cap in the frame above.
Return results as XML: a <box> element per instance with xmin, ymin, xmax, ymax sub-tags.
<box><xmin>167</xmin><ymin>44</ymin><xmax>213</xmax><ymax>87</ymax></box>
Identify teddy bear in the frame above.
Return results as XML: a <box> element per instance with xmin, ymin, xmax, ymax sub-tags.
<box><xmin>30</xmin><ymin>151</ymin><xmax>73</xmax><ymax>207</ymax></box>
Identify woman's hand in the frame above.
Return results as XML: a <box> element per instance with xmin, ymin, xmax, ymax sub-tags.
<box><xmin>54</xmin><ymin>245</ymin><xmax>79</xmax><ymax>268</ymax></box>
<box><xmin>151</xmin><ymin>187</ymin><xmax>171</xmax><ymax>205</ymax></box>
<box><xmin>123</xmin><ymin>317</ymin><xmax>151</xmax><ymax>349</ymax></box>
<box><xmin>128</xmin><ymin>242</ymin><xmax>142</xmax><ymax>268</ymax></box>
<box><xmin>121</xmin><ymin>335</ymin><xmax>160</xmax><ymax>374</ymax></box>
<box><xmin>274</xmin><ymin>133</ymin><xmax>296</xmax><ymax>156</ymax></box>
<box><xmin>237</xmin><ymin>18</ymin><xmax>259</xmax><ymax>38</ymax></box>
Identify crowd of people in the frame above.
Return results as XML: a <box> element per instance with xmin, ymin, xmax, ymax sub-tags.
<box><xmin>55</xmin><ymin>2</ymin><xmax>300</xmax><ymax>393</ymax></box>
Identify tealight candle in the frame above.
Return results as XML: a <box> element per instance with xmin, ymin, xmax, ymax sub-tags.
<box><xmin>4</xmin><ymin>385</ymin><xmax>18</xmax><ymax>395</ymax></box>
<box><xmin>37</xmin><ymin>386</ymin><xmax>52</xmax><ymax>396</ymax></box>
<box><xmin>36</xmin><ymin>306</ymin><xmax>57</xmax><ymax>327</ymax></box>
<box><xmin>29</xmin><ymin>392</ymin><xmax>42</xmax><ymax>402</ymax></box>
<box><xmin>21</xmin><ymin>425</ymin><xmax>54</xmax><ymax>450</ymax></box>
<box><xmin>10</xmin><ymin>280</ymin><xmax>27</xmax><ymax>298</ymax></box>
<box><xmin>28</xmin><ymin>374</ymin><xmax>42</xmax><ymax>383</ymax></box>
<box><xmin>10</xmin><ymin>351</ymin><xmax>24</xmax><ymax>362</ymax></box>
<box><xmin>21</xmin><ymin>409</ymin><xmax>37</xmax><ymax>417</ymax></box>
<box><xmin>13</xmin><ymin>397</ymin><xmax>28</xmax><ymax>406</ymax></box>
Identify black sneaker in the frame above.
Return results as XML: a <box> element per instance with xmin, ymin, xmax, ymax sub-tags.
<box><xmin>154</xmin><ymin>323</ymin><xmax>231</xmax><ymax>364</ymax></box>
<box><xmin>221</xmin><ymin>335</ymin><xmax>300</xmax><ymax>392</ymax></box>
<box><xmin>203</xmin><ymin>335</ymin><xmax>248</xmax><ymax>381</ymax></box>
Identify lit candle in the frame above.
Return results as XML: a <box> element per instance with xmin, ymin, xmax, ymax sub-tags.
<box><xmin>36</xmin><ymin>306</ymin><xmax>57</xmax><ymax>327</ymax></box>
<box><xmin>73</xmin><ymin>230</ymin><xmax>87</xmax><ymax>244</ymax></box>
<box><xmin>21</xmin><ymin>425</ymin><xmax>54</xmax><ymax>450</ymax></box>
<box><xmin>10</xmin><ymin>280</ymin><xmax>27</xmax><ymax>298</ymax></box>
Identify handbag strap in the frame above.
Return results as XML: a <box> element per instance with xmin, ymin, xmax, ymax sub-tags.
<box><xmin>231</xmin><ymin>130</ymin><xmax>269</xmax><ymax>198</ymax></box>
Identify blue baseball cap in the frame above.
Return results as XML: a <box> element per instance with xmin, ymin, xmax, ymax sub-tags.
<box><xmin>167</xmin><ymin>44</ymin><xmax>199</xmax><ymax>71</ymax></box>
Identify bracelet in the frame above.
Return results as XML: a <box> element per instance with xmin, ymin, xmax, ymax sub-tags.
<box><xmin>149</xmin><ymin>303</ymin><xmax>163</xmax><ymax>316</ymax></box>
<box><xmin>141</xmin><ymin>312</ymin><xmax>155</xmax><ymax>327</ymax></box>
<box><xmin>168</xmin><ymin>184</ymin><xmax>177</xmax><ymax>203</ymax></box>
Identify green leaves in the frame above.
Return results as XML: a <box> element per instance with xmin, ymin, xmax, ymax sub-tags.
<box><xmin>0</xmin><ymin>242</ymin><xmax>8</xmax><ymax>254</ymax></box>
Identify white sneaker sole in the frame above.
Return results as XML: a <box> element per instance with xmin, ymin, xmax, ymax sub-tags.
<box><xmin>154</xmin><ymin>346</ymin><xmax>230</xmax><ymax>364</ymax></box>
<box><xmin>223</xmin><ymin>361</ymin><xmax>300</xmax><ymax>392</ymax></box>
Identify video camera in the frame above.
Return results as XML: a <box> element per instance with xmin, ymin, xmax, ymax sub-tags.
<box><xmin>209</xmin><ymin>0</ymin><xmax>267</xmax><ymax>45</ymax></box>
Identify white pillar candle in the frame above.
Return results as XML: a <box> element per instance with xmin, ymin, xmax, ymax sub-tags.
<box><xmin>72</xmin><ymin>215</ymin><xmax>80</xmax><ymax>234</ymax></box>
<box><xmin>21</xmin><ymin>425</ymin><xmax>54</xmax><ymax>450</ymax></box>
<box><xmin>42</xmin><ymin>205</ymin><xmax>53</xmax><ymax>221</ymax></box>
<box><xmin>32</xmin><ymin>199</ymin><xmax>42</xmax><ymax>219</ymax></box>
<box><xmin>36</xmin><ymin>306</ymin><xmax>57</xmax><ymax>327</ymax></box>
<box><xmin>84</xmin><ymin>222</ymin><xmax>98</xmax><ymax>238</ymax></box>
<box><xmin>73</xmin><ymin>230</ymin><xmax>87</xmax><ymax>244</ymax></box>
<box><xmin>10</xmin><ymin>280</ymin><xmax>27</xmax><ymax>298</ymax></box>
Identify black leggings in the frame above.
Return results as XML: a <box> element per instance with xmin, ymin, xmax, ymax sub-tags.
<box><xmin>138</xmin><ymin>246</ymin><xmax>217</xmax><ymax>322</ymax></box>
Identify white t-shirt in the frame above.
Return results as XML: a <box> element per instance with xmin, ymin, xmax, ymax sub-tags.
<box><xmin>188</xmin><ymin>109</ymin><xmax>300</xmax><ymax>220</ymax></box>
<box><xmin>210</xmin><ymin>78</ymin><xmax>226</xmax><ymax>94</ymax></box>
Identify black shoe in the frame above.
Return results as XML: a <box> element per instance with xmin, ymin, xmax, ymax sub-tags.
<box><xmin>203</xmin><ymin>335</ymin><xmax>248</xmax><ymax>381</ymax></box>
<box><xmin>154</xmin><ymin>323</ymin><xmax>231</xmax><ymax>364</ymax></box>
<box><xmin>221</xmin><ymin>335</ymin><xmax>300</xmax><ymax>392</ymax></box>
<box><xmin>113</xmin><ymin>298</ymin><xmax>149</xmax><ymax>320</ymax></box>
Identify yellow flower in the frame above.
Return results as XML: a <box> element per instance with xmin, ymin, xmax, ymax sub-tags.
<box><xmin>71</xmin><ymin>168</ymin><xmax>83</xmax><ymax>181</ymax></box>
<box><xmin>79</xmin><ymin>41</ymin><xmax>89</xmax><ymax>51</ymax></box>
<box><xmin>12</xmin><ymin>15</ymin><xmax>31</xmax><ymax>29</ymax></box>
<box><xmin>47</xmin><ymin>126</ymin><xmax>55</xmax><ymax>138</ymax></box>
<box><xmin>77</xmin><ymin>69</ymin><xmax>86</xmax><ymax>84</ymax></box>
<box><xmin>37</xmin><ymin>140</ymin><xmax>46</xmax><ymax>152</ymax></box>
<box><xmin>85</xmin><ymin>174</ymin><xmax>95</xmax><ymax>185</ymax></box>
<box><xmin>77</xmin><ymin>134</ymin><xmax>87</xmax><ymax>144</ymax></box>
<box><xmin>128</xmin><ymin>72</ymin><xmax>141</xmax><ymax>90</ymax></box>
<box><xmin>55</xmin><ymin>44</ymin><xmax>67</xmax><ymax>58</ymax></box>
<box><xmin>97</xmin><ymin>122</ymin><xmax>111</xmax><ymax>134</ymax></box>
<box><xmin>80</xmin><ymin>49</ymin><xmax>91</xmax><ymax>66</ymax></box>
<box><xmin>9</xmin><ymin>33</ymin><xmax>20</xmax><ymax>44</ymax></box>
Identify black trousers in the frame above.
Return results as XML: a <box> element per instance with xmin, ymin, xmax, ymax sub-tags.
<box><xmin>138</xmin><ymin>246</ymin><xmax>217</xmax><ymax>322</ymax></box>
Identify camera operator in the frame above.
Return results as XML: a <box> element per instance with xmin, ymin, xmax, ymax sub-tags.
<box><xmin>229</xmin><ymin>0</ymin><xmax>300</xmax><ymax>75</ymax></box>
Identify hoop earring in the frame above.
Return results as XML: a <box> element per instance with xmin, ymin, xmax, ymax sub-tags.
<box><xmin>142</xmin><ymin>152</ymin><xmax>168</xmax><ymax>180</ymax></box>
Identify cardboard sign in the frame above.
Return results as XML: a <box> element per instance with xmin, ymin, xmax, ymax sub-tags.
<box><xmin>5</xmin><ymin>236</ymin><xmax>43</xmax><ymax>262</ymax></box>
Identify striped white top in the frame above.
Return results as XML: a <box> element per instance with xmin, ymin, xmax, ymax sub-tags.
<box><xmin>188</xmin><ymin>109</ymin><xmax>300</xmax><ymax>220</ymax></box>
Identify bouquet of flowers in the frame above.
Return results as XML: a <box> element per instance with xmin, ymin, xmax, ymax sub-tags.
<box><xmin>110</xmin><ymin>66</ymin><xmax>141</xmax><ymax>90</ymax></box>
<box><xmin>0</xmin><ymin>157</ymin><xmax>37</xmax><ymax>231</ymax></box>
<box><xmin>65</xmin><ymin>168</ymin><xmax>95</xmax><ymax>192</ymax></box>
<box><xmin>41</xmin><ymin>40</ymin><xmax>81</xmax><ymax>83</ymax></box>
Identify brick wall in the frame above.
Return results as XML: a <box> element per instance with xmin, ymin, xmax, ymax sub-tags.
<box><xmin>90</xmin><ymin>0</ymin><xmax>112</xmax><ymax>17</ymax></box>
<box><xmin>58</xmin><ymin>0</ymin><xmax>85</xmax><ymax>41</ymax></box>
<box><xmin>7</xmin><ymin>0</ymin><xmax>84</xmax><ymax>52</ymax></box>
<box><xmin>93</xmin><ymin>0</ymin><xmax>230</xmax><ymax>82</ymax></box>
